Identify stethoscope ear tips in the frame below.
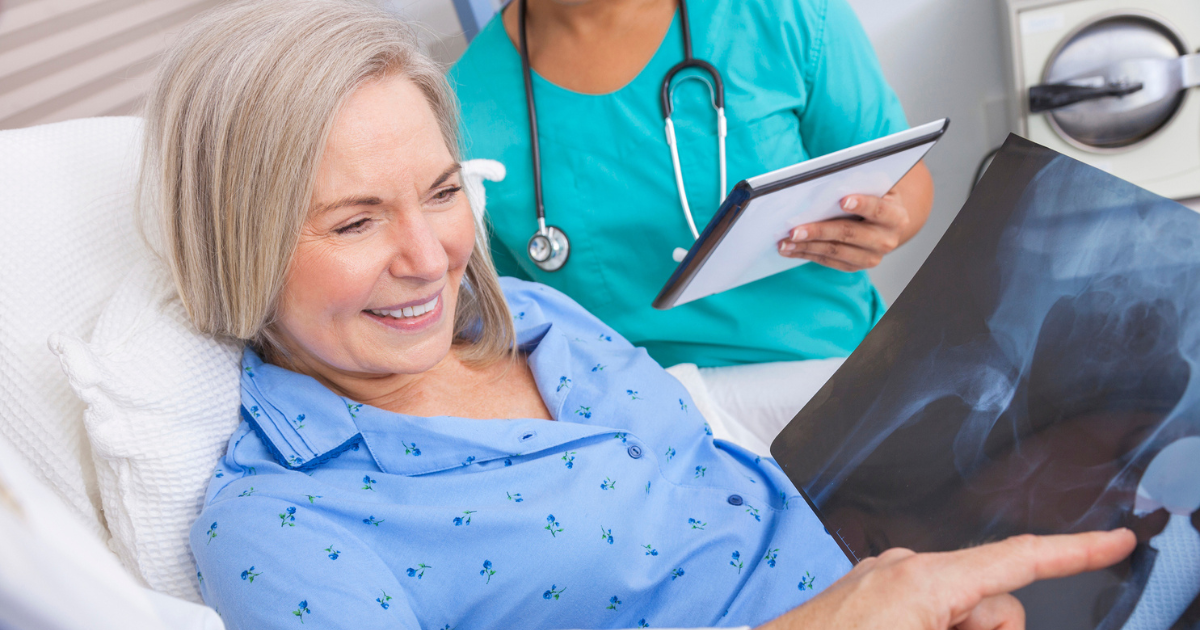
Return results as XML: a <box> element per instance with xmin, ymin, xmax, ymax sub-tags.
<box><xmin>672</xmin><ymin>247</ymin><xmax>689</xmax><ymax>263</ymax></box>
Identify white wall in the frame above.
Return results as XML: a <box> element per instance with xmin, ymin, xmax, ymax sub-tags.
<box><xmin>384</xmin><ymin>0</ymin><xmax>468</xmax><ymax>65</ymax></box>
<box><xmin>848</xmin><ymin>0</ymin><xmax>1013</xmax><ymax>303</ymax></box>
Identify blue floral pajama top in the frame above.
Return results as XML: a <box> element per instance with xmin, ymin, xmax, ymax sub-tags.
<box><xmin>191</xmin><ymin>278</ymin><xmax>851</xmax><ymax>630</ymax></box>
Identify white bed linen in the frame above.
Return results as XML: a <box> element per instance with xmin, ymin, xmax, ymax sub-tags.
<box><xmin>0</xmin><ymin>435</ymin><xmax>224</xmax><ymax>630</ymax></box>
<box><xmin>667</xmin><ymin>358</ymin><xmax>845</xmax><ymax>457</ymax></box>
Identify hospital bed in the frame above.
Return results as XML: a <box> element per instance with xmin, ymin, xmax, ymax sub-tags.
<box><xmin>0</xmin><ymin>117</ymin><xmax>837</xmax><ymax>629</ymax></box>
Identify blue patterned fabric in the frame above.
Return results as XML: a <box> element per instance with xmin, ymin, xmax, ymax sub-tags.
<box><xmin>191</xmin><ymin>278</ymin><xmax>851</xmax><ymax>629</ymax></box>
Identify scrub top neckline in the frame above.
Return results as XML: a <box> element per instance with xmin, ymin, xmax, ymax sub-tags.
<box><xmin>495</xmin><ymin>4</ymin><xmax>683</xmax><ymax>99</ymax></box>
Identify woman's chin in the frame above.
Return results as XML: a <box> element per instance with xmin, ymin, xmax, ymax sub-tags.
<box><xmin>352</xmin><ymin>301</ymin><xmax>456</xmax><ymax>373</ymax></box>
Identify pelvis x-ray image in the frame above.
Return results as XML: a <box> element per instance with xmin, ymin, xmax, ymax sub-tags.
<box><xmin>771</xmin><ymin>135</ymin><xmax>1200</xmax><ymax>630</ymax></box>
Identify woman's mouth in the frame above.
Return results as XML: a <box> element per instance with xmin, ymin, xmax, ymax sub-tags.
<box><xmin>363</xmin><ymin>293</ymin><xmax>443</xmax><ymax>331</ymax></box>
<box><xmin>365</xmin><ymin>294</ymin><xmax>439</xmax><ymax>319</ymax></box>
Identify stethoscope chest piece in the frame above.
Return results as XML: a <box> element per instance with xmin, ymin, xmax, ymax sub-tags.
<box><xmin>528</xmin><ymin>225</ymin><xmax>570</xmax><ymax>272</ymax></box>
<box><xmin>519</xmin><ymin>0</ymin><xmax>720</xmax><ymax>271</ymax></box>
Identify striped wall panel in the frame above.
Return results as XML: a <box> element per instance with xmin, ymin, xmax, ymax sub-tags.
<box><xmin>0</xmin><ymin>0</ymin><xmax>469</xmax><ymax>131</ymax></box>
<box><xmin>0</xmin><ymin>0</ymin><xmax>229</xmax><ymax>130</ymax></box>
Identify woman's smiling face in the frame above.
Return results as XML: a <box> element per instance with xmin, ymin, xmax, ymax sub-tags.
<box><xmin>271</xmin><ymin>73</ymin><xmax>474</xmax><ymax>378</ymax></box>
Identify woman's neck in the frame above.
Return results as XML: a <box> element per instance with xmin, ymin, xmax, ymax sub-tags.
<box><xmin>263</xmin><ymin>340</ymin><xmax>446</xmax><ymax>408</ymax></box>
<box><xmin>503</xmin><ymin>0</ymin><xmax>677</xmax><ymax>95</ymax></box>
<box><xmin>268</xmin><ymin>345</ymin><xmax>552</xmax><ymax>421</ymax></box>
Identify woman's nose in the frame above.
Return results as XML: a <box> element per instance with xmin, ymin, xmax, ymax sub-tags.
<box><xmin>387</xmin><ymin>212</ymin><xmax>449</xmax><ymax>282</ymax></box>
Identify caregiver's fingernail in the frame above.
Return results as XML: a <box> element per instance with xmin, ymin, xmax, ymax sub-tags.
<box><xmin>792</xmin><ymin>228</ymin><xmax>808</xmax><ymax>240</ymax></box>
<box><xmin>842</xmin><ymin>197</ymin><xmax>858</xmax><ymax>211</ymax></box>
<box><xmin>779</xmin><ymin>242</ymin><xmax>795</xmax><ymax>253</ymax></box>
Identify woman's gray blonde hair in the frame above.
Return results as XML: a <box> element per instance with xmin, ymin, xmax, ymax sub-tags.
<box><xmin>140</xmin><ymin>0</ymin><xmax>515</xmax><ymax>363</ymax></box>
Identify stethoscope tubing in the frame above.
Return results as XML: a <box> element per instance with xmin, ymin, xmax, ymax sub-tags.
<box><xmin>518</xmin><ymin>0</ymin><xmax>547</xmax><ymax>232</ymax></box>
<box><xmin>520</xmin><ymin>0</ymin><xmax>726</xmax><ymax>269</ymax></box>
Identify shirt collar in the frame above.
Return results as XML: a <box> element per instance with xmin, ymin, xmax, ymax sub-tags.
<box><xmin>240</xmin><ymin>348</ymin><xmax>362</xmax><ymax>470</ymax></box>
<box><xmin>238</xmin><ymin>315</ymin><xmax>610</xmax><ymax>476</ymax></box>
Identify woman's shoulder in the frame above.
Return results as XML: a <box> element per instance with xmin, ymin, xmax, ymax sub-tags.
<box><xmin>499</xmin><ymin>276</ymin><xmax>596</xmax><ymax>325</ymax></box>
<box><xmin>203</xmin><ymin>420</ymin><xmax>305</xmax><ymax>502</ymax></box>
<box><xmin>700</xmin><ymin>0</ymin><xmax>864</xmax><ymax>60</ymax></box>
<box><xmin>499</xmin><ymin>277</ymin><xmax>631</xmax><ymax>347</ymax></box>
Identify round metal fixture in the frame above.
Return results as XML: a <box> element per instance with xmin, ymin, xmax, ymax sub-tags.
<box><xmin>1038</xmin><ymin>12</ymin><xmax>1190</xmax><ymax>151</ymax></box>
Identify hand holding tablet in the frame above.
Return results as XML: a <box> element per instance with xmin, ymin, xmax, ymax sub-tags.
<box><xmin>777</xmin><ymin>170</ymin><xmax>932</xmax><ymax>272</ymax></box>
<box><xmin>653</xmin><ymin>119</ymin><xmax>949</xmax><ymax>310</ymax></box>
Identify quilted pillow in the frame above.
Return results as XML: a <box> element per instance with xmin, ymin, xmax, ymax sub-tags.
<box><xmin>50</xmin><ymin>259</ymin><xmax>243</xmax><ymax>602</ymax></box>
<box><xmin>0</xmin><ymin>116</ymin><xmax>146</xmax><ymax>541</ymax></box>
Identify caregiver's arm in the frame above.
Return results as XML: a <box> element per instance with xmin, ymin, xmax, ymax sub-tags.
<box><xmin>777</xmin><ymin>161</ymin><xmax>934</xmax><ymax>272</ymax></box>
<box><xmin>758</xmin><ymin>528</ymin><xmax>1136</xmax><ymax>630</ymax></box>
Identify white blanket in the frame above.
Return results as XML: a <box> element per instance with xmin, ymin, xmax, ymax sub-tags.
<box><xmin>0</xmin><ymin>436</ymin><xmax>224</xmax><ymax>630</ymax></box>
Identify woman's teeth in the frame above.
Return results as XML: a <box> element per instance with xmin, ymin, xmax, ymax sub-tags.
<box><xmin>368</xmin><ymin>295</ymin><xmax>438</xmax><ymax>319</ymax></box>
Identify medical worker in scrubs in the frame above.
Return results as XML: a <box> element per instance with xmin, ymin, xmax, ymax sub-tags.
<box><xmin>450</xmin><ymin>0</ymin><xmax>934</xmax><ymax>414</ymax></box>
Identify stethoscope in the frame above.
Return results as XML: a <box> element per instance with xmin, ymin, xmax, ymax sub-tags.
<box><xmin>519</xmin><ymin>0</ymin><xmax>728</xmax><ymax>271</ymax></box>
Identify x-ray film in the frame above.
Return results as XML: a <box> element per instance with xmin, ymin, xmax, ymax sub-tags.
<box><xmin>771</xmin><ymin>135</ymin><xmax>1200</xmax><ymax>630</ymax></box>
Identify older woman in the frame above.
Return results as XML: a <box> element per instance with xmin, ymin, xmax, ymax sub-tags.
<box><xmin>147</xmin><ymin>2</ymin><xmax>1134</xmax><ymax>629</ymax></box>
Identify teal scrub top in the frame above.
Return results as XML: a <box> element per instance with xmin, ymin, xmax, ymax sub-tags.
<box><xmin>449</xmin><ymin>0</ymin><xmax>909</xmax><ymax>368</ymax></box>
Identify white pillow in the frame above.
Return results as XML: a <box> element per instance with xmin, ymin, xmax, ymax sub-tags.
<box><xmin>0</xmin><ymin>117</ymin><xmax>146</xmax><ymax>541</ymax></box>
<box><xmin>50</xmin><ymin>259</ymin><xmax>242</xmax><ymax>603</ymax></box>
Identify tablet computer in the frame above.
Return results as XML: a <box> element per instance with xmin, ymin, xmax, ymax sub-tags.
<box><xmin>652</xmin><ymin>118</ymin><xmax>949</xmax><ymax>310</ymax></box>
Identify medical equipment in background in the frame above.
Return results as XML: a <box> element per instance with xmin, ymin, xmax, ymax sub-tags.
<box><xmin>518</xmin><ymin>0</ymin><xmax>728</xmax><ymax>271</ymax></box>
<box><xmin>1001</xmin><ymin>0</ymin><xmax>1200</xmax><ymax>203</ymax></box>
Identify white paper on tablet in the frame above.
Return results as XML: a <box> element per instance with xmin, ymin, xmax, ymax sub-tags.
<box><xmin>653</xmin><ymin>119</ymin><xmax>949</xmax><ymax>310</ymax></box>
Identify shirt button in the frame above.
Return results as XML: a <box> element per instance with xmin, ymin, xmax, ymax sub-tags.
<box><xmin>727</xmin><ymin>494</ymin><xmax>744</xmax><ymax>506</ymax></box>
<box><xmin>626</xmin><ymin>445</ymin><xmax>643</xmax><ymax>459</ymax></box>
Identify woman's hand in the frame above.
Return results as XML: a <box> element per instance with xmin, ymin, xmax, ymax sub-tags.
<box><xmin>758</xmin><ymin>528</ymin><xmax>1137</xmax><ymax>630</ymax></box>
<box><xmin>777</xmin><ymin>160</ymin><xmax>934</xmax><ymax>272</ymax></box>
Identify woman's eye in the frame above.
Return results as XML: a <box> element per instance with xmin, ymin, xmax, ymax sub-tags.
<box><xmin>432</xmin><ymin>186</ymin><xmax>462</xmax><ymax>203</ymax></box>
<box><xmin>335</xmin><ymin>218</ymin><xmax>371</xmax><ymax>234</ymax></box>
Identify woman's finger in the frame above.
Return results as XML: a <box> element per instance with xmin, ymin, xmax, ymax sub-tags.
<box><xmin>781</xmin><ymin>240</ymin><xmax>882</xmax><ymax>271</ymax></box>
<box><xmin>787</xmin><ymin>217</ymin><xmax>902</xmax><ymax>255</ymax></box>
<box><xmin>786</xmin><ymin>250</ymin><xmax>867</xmax><ymax>273</ymax></box>
<box><xmin>954</xmin><ymin>594</ymin><xmax>1025</xmax><ymax>630</ymax></box>
<box><xmin>840</xmin><ymin>193</ymin><xmax>909</xmax><ymax>229</ymax></box>
<box><xmin>941</xmin><ymin>529</ymin><xmax>1136</xmax><ymax>610</ymax></box>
